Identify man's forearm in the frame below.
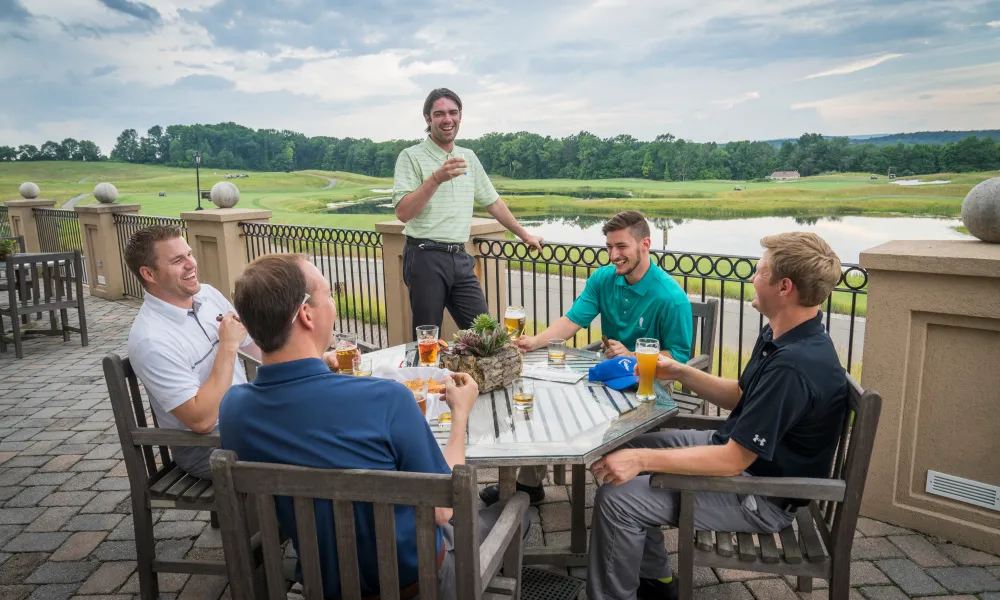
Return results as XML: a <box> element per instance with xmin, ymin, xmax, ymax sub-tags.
<box><xmin>675</xmin><ymin>364</ymin><xmax>742</xmax><ymax>411</ymax></box>
<box><xmin>484</xmin><ymin>199</ymin><xmax>529</xmax><ymax>239</ymax></box>
<box><xmin>395</xmin><ymin>175</ymin><xmax>441</xmax><ymax>223</ymax></box>
<box><xmin>189</xmin><ymin>347</ymin><xmax>237</xmax><ymax>432</ymax></box>
<box><xmin>441</xmin><ymin>416</ymin><xmax>468</xmax><ymax>470</ymax></box>
<box><xmin>638</xmin><ymin>444</ymin><xmax>747</xmax><ymax>477</ymax></box>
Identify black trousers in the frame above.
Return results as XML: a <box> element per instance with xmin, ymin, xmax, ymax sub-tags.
<box><xmin>402</xmin><ymin>241</ymin><xmax>489</xmax><ymax>338</ymax></box>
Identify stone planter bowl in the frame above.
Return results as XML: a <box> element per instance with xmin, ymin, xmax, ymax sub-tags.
<box><xmin>961</xmin><ymin>177</ymin><xmax>1000</xmax><ymax>243</ymax></box>
<box><xmin>94</xmin><ymin>182</ymin><xmax>118</xmax><ymax>204</ymax></box>
<box><xmin>210</xmin><ymin>182</ymin><xmax>240</xmax><ymax>208</ymax></box>
<box><xmin>19</xmin><ymin>182</ymin><xmax>39</xmax><ymax>199</ymax></box>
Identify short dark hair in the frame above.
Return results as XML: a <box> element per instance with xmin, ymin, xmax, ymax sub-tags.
<box><xmin>601</xmin><ymin>210</ymin><xmax>651</xmax><ymax>240</ymax></box>
<box><xmin>423</xmin><ymin>88</ymin><xmax>462</xmax><ymax>133</ymax></box>
<box><xmin>233</xmin><ymin>254</ymin><xmax>309</xmax><ymax>353</ymax></box>
<box><xmin>124</xmin><ymin>225</ymin><xmax>185</xmax><ymax>290</ymax></box>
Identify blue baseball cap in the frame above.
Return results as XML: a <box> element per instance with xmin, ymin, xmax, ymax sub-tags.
<box><xmin>589</xmin><ymin>356</ymin><xmax>639</xmax><ymax>391</ymax></box>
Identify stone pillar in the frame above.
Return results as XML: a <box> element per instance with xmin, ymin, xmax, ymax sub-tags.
<box><xmin>4</xmin><ymin>199</ymin><xmax>56</xmax><ymax>252</ymax></box>
<box><xmin>376</xmin><ymin>218</ymin><xmax>509</xmax><ymax>346</ymax></box>
<box><xmin>859</xmin><ymin>239</ymin><xmax>1000</xmax><ymax>555</ymax></box>
<box><xmin>179</xmin><ymin>209</ymin><xmax>272</xmax><ymax>300</ymax></box>
<box><xmin>74</xmin><ymin>204</ymin><xmax>141</xmax><ymax>299</ymax></box>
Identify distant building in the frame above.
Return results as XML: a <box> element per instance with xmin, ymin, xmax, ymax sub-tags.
<box><xmin>768</xmin><ymin>171</ymin><xmax>801</xmax><ymax>180</ymax></box>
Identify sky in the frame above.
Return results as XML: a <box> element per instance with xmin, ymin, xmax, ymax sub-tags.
<box><xmin>1</xmin><ymin>0</ymin><xmax>999</xmax><ymax>154</ymax></box>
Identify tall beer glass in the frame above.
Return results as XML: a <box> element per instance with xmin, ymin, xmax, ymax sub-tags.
<box><xmin>416</xmin><ymin>325</ymin><xmax>439</xmax><ymax>366</ymax></box>
<box><xmin>334</xmin><ymin>332</ymin><xmax>358</xmax><ymax>374</ymax></box>
<box><xmin>635</xmin><ymin>338</ymin><xmax>659</xmax><ymax>403</ymax></box>
<box><xmin>504</xmin><ymin>305</ymin><xmax>526</xmax><ymax>337</ymax></box>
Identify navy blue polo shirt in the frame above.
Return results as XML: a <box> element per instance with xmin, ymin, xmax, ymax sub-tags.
<box><xmin>219</xmin><ymin>358</ymin><xmax>450</xmax><ymax>598</ymax></box>
<box><xmin>712</xmin><ymin>311</ymin><xmax>849</xmax><ymax>481</ymax></box>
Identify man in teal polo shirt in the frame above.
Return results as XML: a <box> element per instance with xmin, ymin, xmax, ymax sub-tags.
<box><xmin>480</xmin><ymin>210</ymin><xmax>693</xmax><ymax>506</ymax></box>
<box><xmin>393</xmin><ymin>88</ymin><xmax>543</xmax><ymax>334</ymax></box>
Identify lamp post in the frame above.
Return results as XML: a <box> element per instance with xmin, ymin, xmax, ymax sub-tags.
<box><xmin>194</xmin><ymin>151</ymin><xmax>203</xmax><ymax>210</ymax></box>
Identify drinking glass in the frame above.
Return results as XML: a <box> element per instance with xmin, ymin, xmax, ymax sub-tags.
<box><xmin>334</xmin><ymin>332</ymin><xmax>358</xmax><ymax>374</ymax></box>
<box><xmin>548</xmin><ymin>338</ymin><xmax>567</xmax><ymax>365</ymax></box>
<box><xmin>412</xmin><ymin>380</ymin><xmax>428</xmax><ymax>415</ymax></box>
<box><xmin>635</xmin><ymin>338</ymin><xmax>660</xmax><ymax>403</ymax></box>
<box><xmin>512</xmin><ymin>378</ymin><xmax>534</xmax><ymax>411</ymax></box>
<box><xmin>504</xmin><ymin>305</ymin><xmax>526</xmax><ymax>337</ymax></box>
<box><xmin>352</xmin><ymin>355</ymin><xmax>372</xmax><ymax>377</ymax></box>
<box><xmin>416</xmin><ymin>325</ymin><xmax>440</xmax><ymax>366</ymax></box>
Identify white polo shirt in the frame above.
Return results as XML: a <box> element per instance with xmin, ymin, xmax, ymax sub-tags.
<box><xmin>127</xmin><ymin>284</ymin><xmax>251</xmax><ymax>435</ymax></box>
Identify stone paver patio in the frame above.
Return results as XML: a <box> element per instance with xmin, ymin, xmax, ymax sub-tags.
<box><xmin>2</xmin><ymin>295</ymin><xmax>999</xmax><ymax>599</ymax></box>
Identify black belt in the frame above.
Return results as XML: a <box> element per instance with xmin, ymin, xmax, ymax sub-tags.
<box><xmin>406</xmin><ymin>236</ymin><xmax>465</xmax><ymax>254</ymax></box>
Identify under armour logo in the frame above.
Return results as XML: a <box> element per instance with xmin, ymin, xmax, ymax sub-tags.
<box><xmin>752</xmin><ymin>435</ymin><xmax>766</xmax><ymax>447</ymax></box>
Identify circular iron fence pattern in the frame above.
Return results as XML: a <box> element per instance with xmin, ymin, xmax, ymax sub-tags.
<box><xmin>838</xmin><ymin>265</ymin><xmax>868</xmax><ymax>291</ymax></box>
<box><xmin>240</xmin><ymin>222</ymin><xmax>382</xmax><ymax>247</ymax></box>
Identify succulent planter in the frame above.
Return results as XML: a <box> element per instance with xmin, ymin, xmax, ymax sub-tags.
<box><xmin>439</xmin><ymin>344</ymin><xmax>523</xmax><ymax>393</ymax></box>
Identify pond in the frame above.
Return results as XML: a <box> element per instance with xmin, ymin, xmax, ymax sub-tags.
<box><xmin>516</xmin><ymin>214</ymin><xmax>970</xmax><ymax>264</ymax></box>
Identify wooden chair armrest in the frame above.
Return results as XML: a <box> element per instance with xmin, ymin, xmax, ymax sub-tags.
<box><xmin>130</xmin><ymin>428</ymin><xmax>221</xmax><ymax>448</ymax></box>
<box><xmin>686</xmin><ymin>353</ymin><xmax>710</xmax><ymax>372</ymax></box>
<box><xmin>649</xmin><ymin>473</ymin><xmax>846</xmax><ymax>502</ymax></box>
<box><xmin>479</xmin><ymin>491</ymin><xmax>530</xmax><ymax>590</ymax></box>
<box><xmin>665</xmin><ymin>412</ymin><xmax>727</xmax><ymax>431</ymax></box>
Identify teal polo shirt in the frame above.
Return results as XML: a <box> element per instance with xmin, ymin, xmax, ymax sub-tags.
<box><xmin>565</xmin><ymin>259</ymin><xmax>693</xmax><ymax>362</ymax></box>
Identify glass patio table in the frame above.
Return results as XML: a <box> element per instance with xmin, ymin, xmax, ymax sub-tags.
<box><xmin>363</xmin><ymin>343</ymin><xmax>679</xmax><ymax>565</ymax></box>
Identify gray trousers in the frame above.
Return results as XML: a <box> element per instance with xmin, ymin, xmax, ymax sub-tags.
<box><xmin>402</xmin><ymin>242</ymin><xmax>489</xmax><ymax>335</ymax></box>
<box><xmin>587</xmin><ymin>430</ymin><xmax>797</xmax><ymax>600</ymax></box>
<box><xmin>435</xmin><ymin>499</ymin><xmax>531</xmax><ymax>600</ymax></box>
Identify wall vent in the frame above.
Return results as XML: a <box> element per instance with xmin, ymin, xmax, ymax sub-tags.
<box><xmin>925</xmin><ymin>470</ymin><xmax>1000</xmax><ymax>512</ymax></box>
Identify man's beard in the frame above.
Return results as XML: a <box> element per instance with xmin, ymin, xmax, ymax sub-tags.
<box><xmin>617</xmin><ymin>252</ymin><xmax>641</xmax><ymax>277</ymax></box>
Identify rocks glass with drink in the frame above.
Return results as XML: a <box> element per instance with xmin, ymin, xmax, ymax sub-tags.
<box><xmin>548</xmin><ymin>338</ymin><xmax>567</xmax><ymax>365</ymax></box>
<box><xmin>352</xmin><ymin>355</ymin><xmax>372</xmax><ymax>377</ymax></box>
<box><xmin>505</xmin><ymin>305</ymin><xmax>526</xmax><ymax>337</ymax></box>
<box><xmin>512</xmin><ymin>378</ymin><xmax>533</xmax><ymax>411</ymax></box>
<box><xmin>416</xmin><ymin>325</ymin><xmax>439</xmax><ymax>366</ymax></box>
<box><xmin>635</xmin><ymin>338</ymin><xmax>659</xmax><ymax>403</ymax></box>
<box><xmin>333</xmin><ymin>332</ymin><xmax>359</xmax><ymax>374</ymax></box>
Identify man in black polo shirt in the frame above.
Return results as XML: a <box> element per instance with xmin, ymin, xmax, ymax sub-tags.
<box><xmin>586</xmin><ymin>232</ymin><xmax>849</xmax><ymax>600</ymax></box>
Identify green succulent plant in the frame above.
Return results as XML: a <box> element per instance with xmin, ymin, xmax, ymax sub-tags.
<box><xmin>450</xmin><ymin>314</ymin><xmax>512</xmax><ymax>358</ymax></box>
<box><xmin>471</xmin><ymin>313</ymin><xmax>500</xmax><ymax>334</ymax></box>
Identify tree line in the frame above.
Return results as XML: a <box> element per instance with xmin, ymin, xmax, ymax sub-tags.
<box><xmin>3</xmin><ymin>123</ymin><xmax>999</xmax><ymax>180</ymax></box>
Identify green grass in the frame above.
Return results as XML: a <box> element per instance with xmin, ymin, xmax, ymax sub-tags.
<box><xmin>336</xmin><ymin>293</ymin><xmax>387</xmax><ymax>326</ymax></box>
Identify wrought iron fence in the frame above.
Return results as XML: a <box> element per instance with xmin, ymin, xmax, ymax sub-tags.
<box><xmin>241</xmin><ymin>223</ymin><xmax>387</xmax><ymax>348</ymax></box>
<box><xmin>114</xmin><ymin>214</ymin><xmax>188</xmax><ymax>298</ymax></box>
<box><xmin>35</xmin><ymin>208</ymin><xmax>87</xmax><ymax>284</ymax></box>
<box><xmin>0</xmin><ymin>206</ymin><xmax>10</xmax><ymax>237</ymax></box>
<box><xmin>473</xmin><ymin>238</ymin><xmax>867</xmax><ymax>384</ymax></box>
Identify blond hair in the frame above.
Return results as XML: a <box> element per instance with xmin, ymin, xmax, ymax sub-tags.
<box><xmin>760</xmin><ymin>232</ymin><xmax>841</xmax><ymax>307</ymax></box>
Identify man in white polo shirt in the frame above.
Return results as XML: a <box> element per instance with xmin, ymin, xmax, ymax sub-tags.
<box><xmin>125</xmin><ymin>224</ymin><xmax>261</xmax><ymax>479</ymax></box>
<box><xmin>393</xmin><ymin>87</ymin><xmax>543</xmax><ymax>334</ymax></box>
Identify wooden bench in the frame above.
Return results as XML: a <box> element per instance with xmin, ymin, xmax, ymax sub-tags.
<box><xmin>651</xmin><ymin>376</ymin><xmax>882</xmax><ymax>600</ymax></box>
<box><xmin>211</xmin><ymin>450</ymin><xmax>530</xmax><ymax>600</ymax></box>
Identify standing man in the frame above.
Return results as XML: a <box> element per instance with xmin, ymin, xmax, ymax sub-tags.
<box><xmin>125</xmin><ymin>225</ymin><xmax>262</xmax><ymax>479</ymax></box>
<box><xmin>393</xmin><ymin>87</ymin><xmax>543</xmax><ymax>334</ymax></box>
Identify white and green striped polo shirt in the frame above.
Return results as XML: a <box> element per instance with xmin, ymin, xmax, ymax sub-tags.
<box><xmin>391</xmin><ymin>137</ymin><xmax>500</xmax><ymax>243</ymax></box>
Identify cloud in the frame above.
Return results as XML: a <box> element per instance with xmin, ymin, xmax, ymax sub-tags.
<box><xmin>805</xmin><ymin>53</ymin><xmax>905</xmax><ymax>79</ymax></box>
<box><xmin>988</xmin><ymin>20</ymin><xmax>1000</xmax><ymax>28</ymax></box>
<box><xmin>713</xmin><ymin>91</ymin><xmax>761</xmax><ymax>110</ymax></box>
<box><xmin>0</xmin><ymin>0</ymin><xmax>31</xmax><ymax>23</ymax></box>
<box><xmin>96</xmin><ymin>0</ymin><xmax>160</xmax><ymax>22</ymax></box>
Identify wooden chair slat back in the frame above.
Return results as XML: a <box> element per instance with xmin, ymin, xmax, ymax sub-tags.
<box><xmin>690</xmin><ymin>299</ymin><xmax>719</xmax><ymax>363</ymax></box>
<box><xmin>210</xmin><ymin>451</ymin><xmax>479</xmax><ymax>600</ymax></box>
<box><xmin>103</xmin><ymin>354</ymin><xmax>171</xmax><ymax>483</ymax></box>
<box><xmin>253</xmin><ymin>494</ymin><xmax>289</xmax><ymax>600</ymax></box>
<box><xmin>827</xmin><ymin>376</ymin><xmax>882</xmax><ymax>549</ymax></box>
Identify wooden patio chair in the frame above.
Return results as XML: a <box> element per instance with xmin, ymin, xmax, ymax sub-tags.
<box><xmin>104</xmin><ymin>352</ymin><xmax>258</xmax><ymax>600</ymax></box>
<box><xmin>0</xmin><ymin>250</ymin><xmax>88</xmax><ymax>358</ymax></box>
<box><xmin>210</xmin><ymin>449</ymin><xmax>530</xmax><ymax>600</ymax></box>
<box><xmin>650</xmin><ymin>376</ymin><xmax>882</xmax><ymax>600</ymax></box>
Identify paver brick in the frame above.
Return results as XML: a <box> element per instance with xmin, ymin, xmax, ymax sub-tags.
<box><xmin>858</xmin><ymin>585</ymin><xmax>908</xmax><ymax>599</ymax></box>
<box><xmin>91</xmin><ymin>542</ymin><xmax>135</xmax><ymax>562</ymax></box>
<box><xmin>5</xmin><ymin>487</ymin><xmax>58</xmax><ymax>508</ymax></box>
<box><xmin>79</xmin><ymin>492</ymin><xmax>129</xmax><ymax>515</ymax></box>
<box><xmin>68</xmin><ymin>461</ymin><xmax>117</xmax><ymax>473</ymax></box>
<box><xmin>876</xmin><ymin>558</ymin><xmax>947</xmax><ymax>595</ymax></box>
<box><xmin>0</xmin><ymin>508</ymin><xmax>47</xmax><ymax>525</ymax></box>
<box><xmin>176</xmin><ymin>574</ymin><xmax>228</xmax><ymax>600</ymax></box>
<box><xmin>20</xmin><ymin>441</ymin><xmax>62</xmax><ymax>456</ymax></box>
<box><xmin>62</xmin><ymin>515</ymin><xmax>123</xmax><ymax>532</ymax></box>
<box><xmin>38</xmin><ymin>456</ymin><xmax>82</xmax><ymax>473</ymax></box>
<box><xmin>25</xmin><ymin>509</ymin><xmax>80</xmax><ymax>533</ymax></box>
<box><xmin>0</xmin><ymin>468</ymin><xmax>36</xmax><ymax>486</ymax></box>
<box><xmin>744</xmin><ymin>578</ymin><xmax>797</xmax><ymax>600</ymax></box>
<box><xmin>0</xmin><ymin>553</ymin><xmax>50</xmax><ymax>585</ymax></box>
<box><xmin>538</xmin><ymin>502</ymin><xmax>571</xmax><ymax>532</ymax></box>
<box><xmin>889</xmin><ymin>535</ymin><xmax>955</xmax><ymax>567</ymax></box>
<box><xmin>3</xmin><ymin>533</ymin><xmax>72</xmax><ymax>553</ymax></box>
<box><xmin>152</xmin><ymin>522</ymin><xmax>207</xmax><ymax>539</ymax></box>
<box><xmin>3</xmin><ymin>456</ymin><xmax>51</xmax><ymax>468</ymax></box>
<box><xmin>0</xmin><ymin>526</ymin><xmax>19</xmax><ymax>548</ymax></box>
<box><xmin>926</xmin><ymin>566</ymin><xmax>1000</xmax><ymax>593</ymax></box>
<box><xmin>81</xmin><ymin>446</ymin><xmax>118</xmax><ymax>461</ymax></box>
<box><xmin>0</xmin><ymin>487</ymin><xmax>22</xmax><ymax>502</ymax></box>
<box><xmin>692</xmin><ymin>582</ymin><xmax>753</xmax><ymax>600</ymax></box>
<box><xmin>75</xmin><ymin>561</ymin><xmax>136</xmax><ymax>595</ymax></box>
<box><xmin>89</xmin><ymin>478</ymin><xmax>129</xmax><ymax>492</ymax></box>
<box><xmin>856</xmin><ymin>518</ymin><xmax>912</xmax><ymax>537</ymax></box>
<box><xmin>58</xmin><ymin>473</ymin><xmax>103</xmax><ymax>492</ymax></box>
<box><xmin>120</xmin><ymin>572</ymin><xmax>189</xmax><ymax>594</ymax></box>
<box><xmin>850</xmin><ymin>561</ymin><xmax>891</xmax><ymax>586</ymax></box>
<box><xmin>18</xmin><ymin>473</ymin><xmax>75</xmax><ymax>487</ymax></box>
<box><xmin>39</xmin><ymin>493</ymin><xmax>96</xmax><ymax>508</ymax></box>
<box><xmin>0</xmin><ymin>584</ymin><xmax>33</xmax><ymax>600</ymax></box>
<box><xmin>25</xmin><ymin>583</ymin><xmax>79</xmax><ymax>599</ymax></box>
<box><xmin>51</xmin><ymin>533</ymin><xmax>107</xmax><ymax>562</ymax></box>
<box><xmin>936</xmin><ymin>542</ymin><xmax>1000</xmax><ymax>566</ymax></box>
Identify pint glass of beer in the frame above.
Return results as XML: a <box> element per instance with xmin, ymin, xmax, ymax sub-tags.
<box><xmin>635</xmin><ymin>338</ymin><xmax>659</xmax><ymax>403</ymax></box>
<box><xmin>334</xmin><ymin>332</ymin><xmax>358</xmax><ymax>374</ymax></box>
<box><xmin>416</xmin><ymin>325</ymin><xmax>440</xmax><ymax>366</ymax></box>
<box><xmin>504</xmin><ymin>305</ymin><xmax>526</xmax><ymax>337</ymax></box>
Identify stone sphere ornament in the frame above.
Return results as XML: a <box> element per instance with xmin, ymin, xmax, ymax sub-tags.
<box><xmin>93</xmin><ymin>182</ymin><xmax>118</xmax><ymax>204</ymax></box>
<box><xmin>19</xmin><ymin>182</ymin><xmax>39</xmax><ymax>199</ymax></box>
<box><xmin>210</xmin><ymin>181</ymin><xmax>240</xmax><ymax>208</ymax></box>
<box><xmin>961</xmin><ymin>177</ymin><xmax>1000</xmax><ymax>243</ymax></box>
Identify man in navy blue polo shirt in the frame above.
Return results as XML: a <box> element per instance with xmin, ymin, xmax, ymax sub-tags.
<box><xmin>219</xmin><ymin>253</ymin><xmax>524</xmax><ymax>600</ymax></box>
<box><xmin>586</xmin><ymin>232</ymin><xmax>849</xmax><ymax>600</ymax></box>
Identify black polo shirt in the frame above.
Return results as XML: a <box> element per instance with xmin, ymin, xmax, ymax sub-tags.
<box><xmin>712</xmin><ymin>311</ymin><xmax>849</xmax><ymax>481</ymax></box>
